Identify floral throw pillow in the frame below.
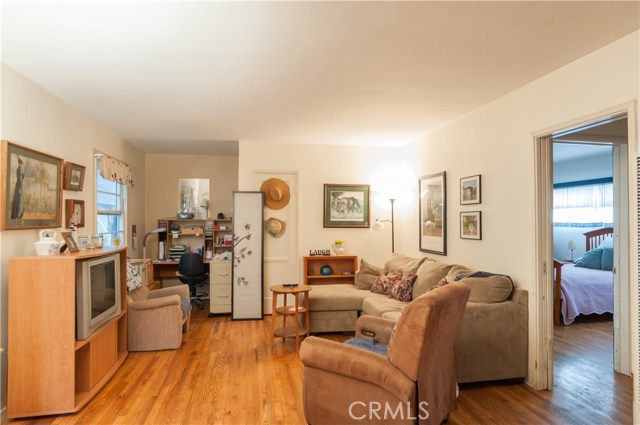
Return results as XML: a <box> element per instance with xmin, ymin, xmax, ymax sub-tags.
<box><xmin>389</xmin><ymin>272</ymin><xmax>417</xmax><ymax>302</ymax></box>
<box><xmin>428</xmin><ymin>277</ymin><xmax>450</xmax><ymax>292</ymax></box>
<box><xmin>371</xmin><ymin>270</ymin><xmax>404</xmax><ymax>295</ymax></box>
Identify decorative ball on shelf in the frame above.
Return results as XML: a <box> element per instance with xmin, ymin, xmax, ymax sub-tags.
<box><xmin>320</xmin><ymin>265</ymin><xmax>332</xmax><ymax>275</ymax></box>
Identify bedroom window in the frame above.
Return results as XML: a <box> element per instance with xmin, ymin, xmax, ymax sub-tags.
<box><xmin>553</xmin><ymin>179</ymin><xmax>613</xmax><ymax>224</ymax></box>
<box><xmin>95</xmin><ymin>156</ymin><xmax>128</xmax><ymax>245</ymax></box>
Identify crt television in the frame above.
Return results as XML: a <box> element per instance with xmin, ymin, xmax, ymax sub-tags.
<box><xmin>76</xmin><ymin>253</ymin><xmax>121</xmax><ymax>340</ymax></box>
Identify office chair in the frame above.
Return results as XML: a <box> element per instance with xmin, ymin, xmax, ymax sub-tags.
<box><xmin>177</xmin><ymin>252</ymin><xmax>209</xmax><ymax>309</ymax></box>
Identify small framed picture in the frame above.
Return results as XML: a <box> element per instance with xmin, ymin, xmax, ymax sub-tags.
<box><xmin>460</xmin><ymin>211</ymin><xmax>482</xmax><ymax>240</ymax></box>
<box><xmin>460</xmin><ymin>174</ymin><xmax>481</xmax><ymax>205</ymax></box>
<box><xmin>65</xmin><ymin>199</ymin><xmax>85</xmax><ymax>228</ymax></box>
<box><xmin>63</xmin><ymin>162</ymin><xmax>86</xmax><ymax>191</ymax></box>
<box><xmin>61</xmin><ymin>231</ymin><xmax>79</xmax><ymax>252</ymax></box>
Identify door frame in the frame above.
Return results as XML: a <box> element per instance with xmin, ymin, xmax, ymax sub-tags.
<box><xmin>531</xmin><ymin>101</ymin><xmax>637</xmax><ymax>390</ymax></box>
<box><xmin>252</xmin><ymin>169</ymin><xmax>300</xmax><ymax>314</ymax></box>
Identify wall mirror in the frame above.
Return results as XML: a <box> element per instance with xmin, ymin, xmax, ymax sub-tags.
<box><xmin>178</xmin><ymin>178</ymin><xmax>210</xmax><ymax>218</ymax></box>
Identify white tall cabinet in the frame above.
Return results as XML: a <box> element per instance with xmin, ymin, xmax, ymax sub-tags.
<box><xmin>209</xmin><ymin>260</ymin><xmax>232</xmax><ymax>315</ymax></box>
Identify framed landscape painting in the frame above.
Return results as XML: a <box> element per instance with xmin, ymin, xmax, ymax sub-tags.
<box><xmin>63</xmin><ymin>162</ymin><xmax>86</xmax><ymax>191</ymax></box>
<box><xmin>419</xmin><ymin>172</ymin><xmax>446</xmax><ymax>255</ymax></box>
<box><xmin>1</xmin><ymin>141</ymin><xmax>63</xmax><ymax>230</ymax></box>
<box><xmin>460</xmin><ymin>174</ymin><xmax>481</xmax><ymax>205</ymax></box>
<box><xmin>323</xmin><ymin>184</ymin><xmax>370</xmax><ymax>228</ymax></box>
<box><xmin>461</xmin><ymin>211</ymin><xmax>482</xmax><ymax>240</ymax></box>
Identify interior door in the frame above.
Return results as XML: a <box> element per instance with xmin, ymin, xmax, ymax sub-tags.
<box><xmin>253</xmin><ymin>171</ymin><xmax>298</xmax><ymax>314</ymax></box>
<box><xmin>612</xmin><ymin>143</ymin><xmax>630</xmax><ymax>374</ymax></box>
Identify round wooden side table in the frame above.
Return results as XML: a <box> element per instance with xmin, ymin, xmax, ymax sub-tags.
<box><xmin>270</xmin><ymin>284</ymin><xmax>312</xmax><ymax>351</ymax></box>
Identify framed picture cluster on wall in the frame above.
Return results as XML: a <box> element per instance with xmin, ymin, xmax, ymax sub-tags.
<box><xmin>2</xmin><ymin>140</ymin><xmax>88</xmax><ymax>232</ymax></box>
<box><xmin>459</xmin><ymin>174</ymin><xmax>482</xmax><ymax>240</ymax></box>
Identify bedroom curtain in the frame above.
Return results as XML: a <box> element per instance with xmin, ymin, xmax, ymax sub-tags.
<box><xmin>553</xmin><ymin>183</ymin><xmax>613</xmax><ymax>208</ymax></box>
<box><xmin>553</xmin><ymin>182</ymin><xmax>613</xmax><ymax>223</ymax></box>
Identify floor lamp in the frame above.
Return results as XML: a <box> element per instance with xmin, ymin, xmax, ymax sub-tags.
<box><xmin>373</xmin><ymin>198</ymin><xmax>395</xmax><ymax>252</ymax></box>
<box><xmin>143</xmin><ymin>227</ymin><xmax>166</xmax><ymax>259</ymax></box>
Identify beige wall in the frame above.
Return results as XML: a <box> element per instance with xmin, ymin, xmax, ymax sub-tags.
<box><xmin>144</xmin><ymin>153</ymin><xmax>238</xmax><ymax>259</ymax></box>
<box><xmin>402</xmin><ymin>31</ymin><xmax>639</xmax><ymax>390</ymax></box>
<box><xmin>0</xmin><ymin>64</ymin><xmax>146</xmax><ymax>410</ymax></box>
<box><xmin>238</xmin><ymin>142</ymin><xmax>409</xmax><ymax>270</ymax></box>
<box><xmin>240</xmin><ymin>31</ymin><xmax>639</xmax><ymax>399</ymax></box>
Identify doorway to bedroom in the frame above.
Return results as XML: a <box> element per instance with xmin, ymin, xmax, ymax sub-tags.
<box><xmin>534</xmin><ymin>106</ymin><xmax>633</xmax><ymax>394</ymax></box>
<box><xmin>550</xmin><ymin>118</ymin><xmax>631</xmax><ymax>414</ymax></box>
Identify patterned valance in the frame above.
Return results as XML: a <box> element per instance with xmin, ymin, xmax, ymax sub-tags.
<box><xmin>98</xmin><ymin>154</ymin><xmax>135</xmax><ymax>187</ymax></box>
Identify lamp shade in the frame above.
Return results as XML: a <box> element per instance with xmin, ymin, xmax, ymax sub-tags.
<box><xmin>372</xmin><ymin>220</ymin><xmax>385</xmax><ymax>231</ymax></box>
<box><xmin>567</xmin><ymin>240</ymin><xmax>577</xmax><ymax>251</ymax></box>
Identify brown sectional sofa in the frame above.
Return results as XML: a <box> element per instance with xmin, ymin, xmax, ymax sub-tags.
<box><xmin>307</xmin><ymin>253</ymin><xmax>528</xmax><ymax>383</ymax></box>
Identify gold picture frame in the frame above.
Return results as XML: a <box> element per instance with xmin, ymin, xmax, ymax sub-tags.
<box><xmin>63</xmin><ymin>161</ymin><xmax>86</xmax><ymax>191</ymax></box>
<box><xmin>1</xmin><ymin>141</ymin><xmax>63</xmax><ymax>230</ymax></box>
<box><xmin>61</xmin><ymin>231</ymin><xmax>79</xmax><ymax>253</ymax></box>
<box><xmin>65</xmin><ymin>199</ymin><xmax>85</xmax><ymax>228</ymax></box>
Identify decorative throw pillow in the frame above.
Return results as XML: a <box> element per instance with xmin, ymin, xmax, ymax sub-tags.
<box><xmin>355</xmin><ymin>259</ymin><xmax>384</xmax><ymax>290</ymax></box>
<box><xmin>428</xmin><ymin>277</ymin><xmax>450</xmax><ymax>291</ymax></box>
<box><xmin>574</xmin><ymin>248</ymin><xmax>604</xmax><ymax>270</ymax></box>
<box><xmin>600</xmin><ymin>247</ymin><xmax>614</xmax><ymax>271</ymax></box>
<box><xmin>371</xmin><ymin>270</ymin><xmax>403</xmax><ymax>295</ymax></box>
<box><xmin>597</xmin><ymin>236</ymin><xmax>614</xmax><ymax>249</ymax></box>
<box><xmin>454</xmin><ymin>271</ymin><xmax>514</xmax><ymax>303</ymax></box>
<box><xmin>389</xmin><ymin>272</ymin><xmax>417</xmax><ymax>302</ymax></box>
<box><xmin>383</xmin><ymin>253</ymin><xmax>428</xmax><ymax>274</ymax></box>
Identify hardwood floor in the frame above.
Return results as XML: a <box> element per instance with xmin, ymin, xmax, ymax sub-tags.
<box><xmin>6</xmin><ymin>309</ymin><xmax>633</xmax><ymax>424</ymax></box>
<box><xmin>452</xmin><ymin>314</ymin><xmax>633</xmax><ymax>425</ymax></box>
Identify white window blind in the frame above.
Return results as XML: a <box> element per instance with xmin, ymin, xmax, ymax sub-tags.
<box><xmin>553</xmin><ymin>182</ymin><xmax>613</xmax><ymax>224</ymax></box>
<box><xmin>95</xmin><ymin>156</ymin><xmax>127</xmax><ymax>245</ymax></box>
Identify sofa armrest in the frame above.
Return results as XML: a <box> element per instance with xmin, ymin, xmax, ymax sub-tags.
<box><xmin>511</xmin><ymin>288</ymin><xmax>528</xmax><ymax>305</ymax></box>
<box><xmin>355</xmin><ymin>315</ymin><xmax>396</xmax><ymax>345</ymax></box>
<box><xmin>149</xmin><ymin>284</ymin><xmax>189</xmax><ymax>300</ymax></box>
<box><xmin>129</xmin><ymin>294</ymin><xmax>181</xmax><ymax>310</ymax></box>
<box><xmin>300</xmin><ymin>336</ymin><xmax>413</xmax><ymax>402</ymax></box>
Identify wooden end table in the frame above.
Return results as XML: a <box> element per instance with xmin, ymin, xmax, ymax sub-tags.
<box><xmin>270</xmin><ymin>284</ymin><xmax>312</xmax><ymax>351</ymax></box>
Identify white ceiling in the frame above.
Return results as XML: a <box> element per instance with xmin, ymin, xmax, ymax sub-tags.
<box><xmin>2</xmin><ymin>1</ymin><xmax>639</xmax><ymax>155</ymax></box>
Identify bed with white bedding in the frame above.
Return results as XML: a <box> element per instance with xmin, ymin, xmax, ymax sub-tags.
<box><xmin>552</xmin><ymin>227</ymin><xmax>614</xmax><ymax>325</ymax></box>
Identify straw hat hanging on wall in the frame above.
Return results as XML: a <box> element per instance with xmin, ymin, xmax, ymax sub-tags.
<box><xmin>265</xmin><ymin>217</ymin><xmax>287</xmax><ymax>238</ymax></box>
<box><xmin>260</xmin><ymin>178</ymin><xmax>290</xmax><ymax>210</ymax></box>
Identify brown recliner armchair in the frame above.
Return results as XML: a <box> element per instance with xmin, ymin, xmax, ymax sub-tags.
<box><xmin>127</xmin><ymin>284</ymin><xmax>191</xmax><ymax>351</ymax></box>
<box><xmin>300</xmin><ymin>282</ymin><xmax>470</xmax><ymax>425</ymax></box>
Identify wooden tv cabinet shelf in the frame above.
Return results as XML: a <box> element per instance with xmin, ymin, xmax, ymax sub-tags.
<box><xmin>7</xmin><ymin>246</ymin><xmax>128</xmax><ymax>419</ymax></box>
<box><xmin>303</xmin><ymin>255</ymin><xmax>358</xmax><ymax>285</ymax></box>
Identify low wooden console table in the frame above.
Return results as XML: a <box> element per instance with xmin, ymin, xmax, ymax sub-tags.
<box><xmin>270</xmin><ymin>285</ymin><xmax>312</xmax><ymax>351</ymax></box>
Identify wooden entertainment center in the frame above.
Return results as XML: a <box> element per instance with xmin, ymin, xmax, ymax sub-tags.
<box><xmin>7</xmin><ymin>246</ymin><xmax>128</xmax><ymax>419</ymax></box>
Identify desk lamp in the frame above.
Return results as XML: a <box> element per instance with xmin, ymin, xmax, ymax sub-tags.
<box><xmin>143</xmin><ymin>227</ymin><xmax>166</xmax><ymax>259</ymax></box>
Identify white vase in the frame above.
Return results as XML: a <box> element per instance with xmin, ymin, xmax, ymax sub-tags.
<box><xmin>332</xmin><ymin>243</ymin><xmax>345</xmax><ymax>255</ymax></box>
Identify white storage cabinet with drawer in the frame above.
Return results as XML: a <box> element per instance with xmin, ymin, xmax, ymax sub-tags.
<box><xmin>209</xmin><ymin>260</ymin><xmax>232</xmax><ymax>316</ymax></box>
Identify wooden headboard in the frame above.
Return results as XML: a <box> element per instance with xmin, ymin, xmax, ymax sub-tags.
<box><xmin>583</xmin><ymin>227</ymin><xmax>614</xmax><ymax>251</ymax></box>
